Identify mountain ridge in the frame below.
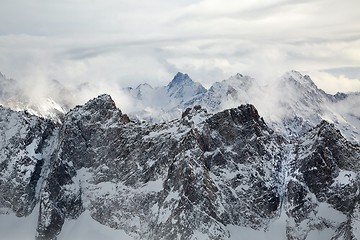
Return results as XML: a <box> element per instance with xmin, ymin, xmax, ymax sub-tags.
<box><xmin>119</xmin><ymin>70</ymin><xmax>359</xmax><ymax>143</ymax></box>
<box><xmin>0</xmin><ymin>70</ymin><xmax>359</xmax><ymax>143</ymax></box>
<box><xmin>0</xmin><ymin>93</ymin><xmax>359</xmax><ymax>239</ymax></box>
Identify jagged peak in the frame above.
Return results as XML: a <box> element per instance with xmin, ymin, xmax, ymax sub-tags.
<box><xmin>237</xmin><ymin>104</ymin><xmax>261</xmax><ymax>121</ymax></box>
<box><xmin>81</xmin><ymin>94</ymin><xmax>118</xmax><ymax>112</ymax></box>
<box><xmin>301</xmin><ymin>119</ymin><xmax>345</xmax><ymax>144</ymax></box>
<box><xmin>209</xmin><ymin>104</ymin><xmax>267</xmax><ymax>129</ymax></box>
<box><xmin>221</xmin><ymin>72</ymin><xmax>254</xmax><ymax>89</ymax></box>
<box><xmin>235</xmin><ymin>73</ymin><xmax>244</xmax><ymax>78</ymax></box>
<box><xmin>181</xmin><ymin>105</ymin><xmax>207</xmax><ymax>119</ymax></box>
<box><xmin>168</xmin><ymin>72</ymin><xmax>193</xmax><ymax>89</ymax></box>
<box><xmin>315</xmin><ymin>120</ymin><xmax>340</xmax><ymax>135</ymax></box>
<box><xmin>333</xmin><ymin>92</ymin><xmax>348</xmax><ymax>101</ymax></box>
<box><xmin>88</xmin><ymin>93</ymin><xmax>113</xmax><ymax>103</ymax></box>
<box><xmin>66</xmin><ymin>94</ymin><xmax>123</xmax><ymax>126</ymax></box>
<box><xmin>227</xmin><ymin>72</ymin><xmax>251</xmax><ymax>81</ymax></box>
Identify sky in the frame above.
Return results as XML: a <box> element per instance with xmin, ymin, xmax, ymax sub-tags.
<box><xmin>0</xmin><ymin>0</ymin><xmax>360</xmax><ymax>95</ymax></box>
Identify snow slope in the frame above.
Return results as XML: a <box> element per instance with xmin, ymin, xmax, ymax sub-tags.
<box><xmin>0</xmin><ymin>205</ymin><xmax>39</xmax><ymax>240</ymax></box>
<box><xmin>58</xmin><ymin>210</ymin><xmax>133</xmax><ymax>240</ymax></box>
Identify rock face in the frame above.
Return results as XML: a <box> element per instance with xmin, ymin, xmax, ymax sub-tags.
<box><xmin>0</xmin><ymin>106</ymin><xmax>56</xmax><ymax>217</ymax></box>
<box><xmin>0</xmin><ymin>94</ymin><xmax>359</xmax><ymax>240</ymax></box>
<box><xmin>285</xmin><ymin>120</ymin><xmax>360</xmax><ymax>239</ymax></box>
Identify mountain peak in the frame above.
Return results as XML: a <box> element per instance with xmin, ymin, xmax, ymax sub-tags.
<box><xmin>235</xmin><ymin>73</ymin><xmax>244</xmax><ymax>78</ymax></box>
<box><xmin>284</xmin><ymin>70</ymin><xmax>317</xmax><ymax>87</ymax></box>
<box><xmin>227</xmin><ymin>73</ymin><xmax>249</xmax><ymax>81</ymax></box>
<box><xmin>82</xmin><ymin>94</ymin><xmax>118</xmax><ymax>112</ymax></box>
<box><xmin>168</xmin><ymin>72</ymin><xmax>193</xmax><ymax>89</ymax></box>
<box><xmin>67</xmin><ymin>94</ymin><xmax>122</xmax><ymax>128</ymax></box>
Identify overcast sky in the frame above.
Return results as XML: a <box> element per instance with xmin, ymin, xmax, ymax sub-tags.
<box><xmin>0</xmin><ymin>0</ymin><xmax>360</xmax><ymax>94</ymax></box>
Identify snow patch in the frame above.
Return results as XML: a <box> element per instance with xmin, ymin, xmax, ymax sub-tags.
<box><xmin>333</xmin><ymin>170</ymin><xmax>356</xmax><ymax>185</ymax></box>
<box><xmin>58</xmin><ymin>210</ymin><xmax>133</xmax><ymax>240</ymax></box>
<box><xmin>0</xmin><ymin>205</ymin><xmax>39</xmax><ymax>240</ymax></box>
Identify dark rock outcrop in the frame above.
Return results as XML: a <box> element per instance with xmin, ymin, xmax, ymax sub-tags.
<box><xmin>0</xmin><ymin>94</ymin><xmax>359</xmax><ymax>240</ymax></box>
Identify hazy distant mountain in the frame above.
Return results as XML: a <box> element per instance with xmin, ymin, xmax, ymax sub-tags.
<box><xmin>1</xmin><ymin>70</ymin><xmax>358</xmax><ymax>142</ymax></box>
<box><xmin>123</xmin><ymin>71</ymin><xmax>360</xmax><ymax>143</ymax></box>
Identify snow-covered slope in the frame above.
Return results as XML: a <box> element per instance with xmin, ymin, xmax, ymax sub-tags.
<box><xmin>0</xmin><ymin>94</ymin><xmax>359</xmax><ymax>239</ymax></box>
<box><xmin>262</xmin><ymin>71</ymin><xmax>359</xmax><ymax>142</ymax></box>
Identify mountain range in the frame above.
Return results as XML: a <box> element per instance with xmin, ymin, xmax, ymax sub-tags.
<box><xmin>0</xmin><ymin>71</ymin><xmax>359</xmax><ymax>239</ymax></box>
<box><xmin>1</xmin><ymin>70</ymin><xmax>358</xmax><ymax>143</ymax></box>
<box><xmin>125</xmin><ymin>71</ymin><xmax>360</xmax><ymax>144</ymax></box>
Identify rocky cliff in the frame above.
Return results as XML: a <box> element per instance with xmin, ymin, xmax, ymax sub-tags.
<box><xmin>0</xmin><ymin>94</ymin><xmax>359</xmax><ymax>240</ymax></box>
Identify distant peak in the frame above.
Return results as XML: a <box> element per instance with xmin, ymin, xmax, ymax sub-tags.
<box><xmin>223</xmin><ymin>72</ymin><xmax>254</xmax><ymax>89</ymax></box>
<box><xmin>283</xmin><ymin>70</ymin><xmax>316</xmax><ymax>87</ymax></box>
<box><xmin>228</xmin><ymin>72</ymin><xmax>251</xmax><ymax>81</ymax></box>
<box><xmin>235</xmin><ymin>73</ymin><xmax>244</xmax><ymax>78</ymax></box>
<box><xmin>168</xmin><ymin>72</ymin><xmax>193</xmax><ymax>88</ymax></box>
<box><xmin>175</xmin><ymin>72</ymin><xmax>188</xmax><ymax>78</ymax></box>
<box><xmin>289</xmin><ymin>70</ymin><xmax>303</xmax><ymax>76</ymax></box>
<box><xmin>286</xmin><ymin>70</ymin><xmax>311</xmax><ymax>81</ymax></box>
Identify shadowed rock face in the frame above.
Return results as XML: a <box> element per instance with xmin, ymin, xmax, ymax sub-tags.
<box><xmin>0</xmin><ymin>106</ymin><xmax>56</xmax><ymax>217</ymax></box>
<box><xmin>285</xmin><ymin>121</ymin><xmax>360</xmax><ymax>240</ymax></box>
<box><xmin>0</xmin><ymin>94</ymin><xmax>359</xmax><ymax>240</ymax></box>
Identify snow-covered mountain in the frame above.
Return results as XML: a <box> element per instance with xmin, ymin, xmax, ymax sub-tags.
<box><xmin>124</xmin><ymin>72</ymin><xmax>207</xmax><ymax>122</ymax></box>
<box><xmin>0</xmin><ymin>70</ymin><xmax>359</xmax><ymax>239</ymax></box>
<box><xmin>1</xmin><ymin>70</ymin><xmax>358</xmax><ymax>143</ymax></box>
<box><xmin>124</xmin><ymin>71</ymin><xmax>360</xmax><ymax>143</ymax></box>
<box><xmin>0</xmin><ymin>94</ymin><xmax>359</xmax><ymax>240</ymax></box>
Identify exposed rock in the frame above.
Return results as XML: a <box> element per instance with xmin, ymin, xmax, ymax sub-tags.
<box><xmin>0</xmin><ymin>94</ymin><xmax>359</xmax><ymax>240</ymax></box>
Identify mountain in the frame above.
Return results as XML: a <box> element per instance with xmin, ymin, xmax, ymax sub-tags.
<box><xmin>286</xmin><ymin>120</ymin><xmax>360</xmax><ymax>239</ymax></box>
<box><xmin>124</xmin><ymin>72</ymin><xmax>207</xmax><ymax>122</ymax></box>
<box><xmin>262</xmin><ymin>71</ymin><xmax>359</xmax><ymax>142</ymax></box>
<box><xmin>190</xmin><ymin>73</ymin><xmax>259</xmax><ymax>111</ymax></box>
<box><xmin>1</xmin><ymin>70</ymin><xmax>358</xmax><ymax>143</ymax></box>
<box><xmin>0</xmin><ymin>94</ymin><xmax>359</xmax><ymax>239</ymax></box>
<box><xmin>124</xmin><ymin>71</ymin><xmax>360</xmax><ymax>143</ymax></box>
<box><xmin>167</xmin><ymin>72</ymin><xmax>206</xmax><ymax>101</ymax></box>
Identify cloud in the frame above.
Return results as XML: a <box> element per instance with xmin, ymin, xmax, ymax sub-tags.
<box><xmin>304</xmin><ymin>71</ymin><xmax>360</xmax><ymax>94</ymax></box>
<box><xmin>0</xmin><ymin>0</ymin><xmax>359</xmax><ymax>101</ymax></box>
<box><xmin>324</xmin><ymin>67</ymin><xmax>360</xmax><ymax>80</ymax></box>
